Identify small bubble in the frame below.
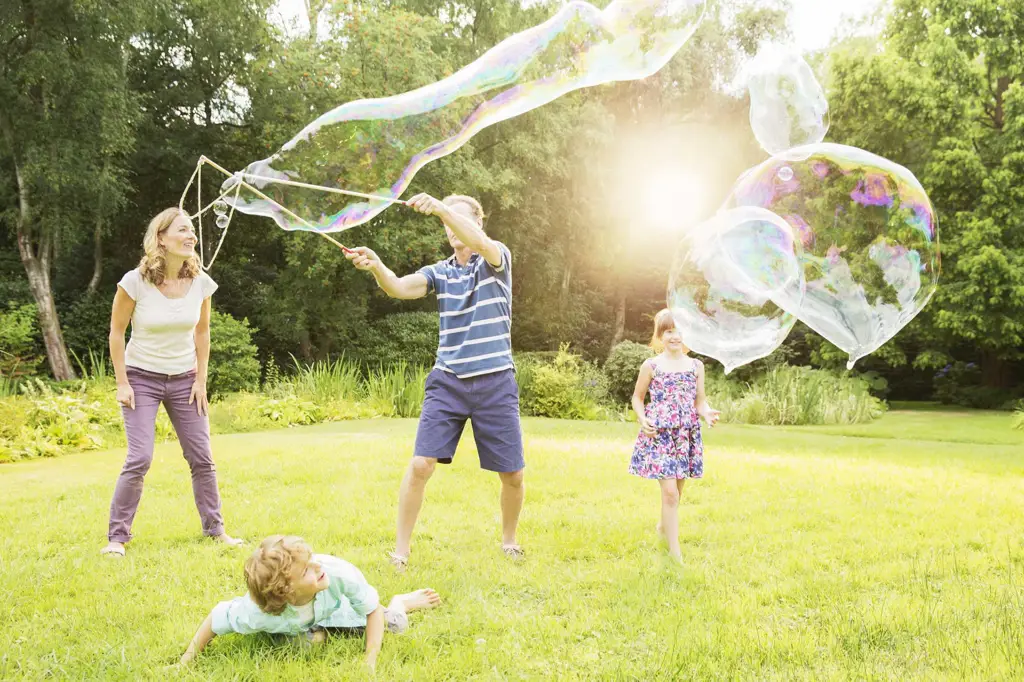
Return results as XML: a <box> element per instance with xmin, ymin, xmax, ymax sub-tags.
<box><xmin>216</xmin><ymin>215</ymin><xmax>230</xmax><ymax>229</ymax></box>
<box><xmin>777</xmin><ymin>166</ymin><xmax>794</xmax><ymax>182</ymax></box>
<box><xmin>213</xmin><ymin>201</ymin><xmax>229</xmax><ymax>216</ymax></box>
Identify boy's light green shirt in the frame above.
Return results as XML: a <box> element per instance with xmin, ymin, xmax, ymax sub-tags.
<box><xmin>211</xmin><ymin>554</ymin><xmax>380</xmax><ymax>636</ymax></box>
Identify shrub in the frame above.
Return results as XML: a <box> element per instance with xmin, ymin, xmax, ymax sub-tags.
<box><xmin>0</xmin><ymin>397</ymin><xmax>30</xmax><ymax>441</ymax></box>
<box><xmin>0</xmin><ymin>302</ymin><xmax>42</xmax><ymax>386</ymax></box>
<box><xmin>519</xmin><ymin>345</ymin><xmax>609</xmax><ymax>420</ymax></box>
<box><xmin>604</xmin><ymin>341</ymin><xmax>654</xmax><ymax>403</ymax></box>
<box><xmin>933</xmin><ymin>361</ymin><xmax>1020</xmax><ymax>410</ymax></box>
<box><xmin>60</xmin><ymin>295</ymin><xmax>112</xmax><ymax>361</ymax></box>
<box><xmin>207</xmin><ymin>392</ymin><xmax>373</xmax><ymax>433</ymax></box>
<box><xmin>856</xmin><ymin>370</ymin><xmax>890</xmax><ymax>399</ymax></box>
<box><xmin>366</xmin><ymin>361</ymin><xmax>428</xmax><ymax>418</ymax></box>
<box><xmin>0</xmin><ymin>378</ymin><xmax>178</xmax><ymax>462</ymax></box>
<box><xmin>209</xmin><ymin>311</ymin><xmax>261</xmax><ymax>396</ymax></box>
<box><xmin>257</xmin><ymin>395</ymin><xmax>327</xmax><ymax>426</ymax></box>
<box><xmin>262</xmin><ymin>355</ymin><xmax>282</xmax><ymax>390</ymax></box>
<box><xmin>703</xmin><ymin>366</ymin><xmax>744</xmax><ymax>406</ymax></box>
<box><xmin>718</xmin><ymin>366</ymin><xmax>885</xmax><ymax>425</ymax></box>
<box><xmin>286</xmin><ymin>355</ymin><xmax>362</xmax><ymax>403</ymax></box>
<box><xmin>1013</xmin><ymin>402</ymin><xmax>1023</xmax><ymax>431</ymax></box>
<box><xmin>358</xmin><ymin>312</ymin><xmax>439</xmax><ymax>369</ymax></box>
<box><xmin>70</xmin><ymin>348</ymin><xmax>110</xmax><ymax>380</ymax></box>
<box><xmin>0</xmin><ymin>374</ymin><xmax>19</xmax><ymax>399</ymax></box>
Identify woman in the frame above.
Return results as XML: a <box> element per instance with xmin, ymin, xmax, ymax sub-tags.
<box><xmin>101</xmin><ymin>208</ymin><xmax>242</xmax><ymax>557</ymax></box>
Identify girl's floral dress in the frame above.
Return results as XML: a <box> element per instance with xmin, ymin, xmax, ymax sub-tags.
<box><xmin>629</xmin><ymin>362</ymin><xmax>704</xmax><ymax>480</ymax></box>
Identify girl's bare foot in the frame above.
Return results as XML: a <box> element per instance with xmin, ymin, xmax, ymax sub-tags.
<box><xmin>393</xmin><ymin>588</ymin><xmax>442</xmax><ymax>612</ymax></box>
<box><xmin>213</xmin><ymin>533</ymin><xmax>245</xmax><ymax>546</ymax></box>
<box><xmin>100</xmin><ymin>542</ymin><xmax>125</xmax><ymax>557</ymax></box>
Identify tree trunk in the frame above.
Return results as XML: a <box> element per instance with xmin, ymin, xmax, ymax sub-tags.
<box><xmin>87</xmin><ymin>212</ymin><xmax>104</xmax><ymax>295</ymax></box>
<box><xmin>5</xmin><ymin>117</ymin><xmax>76</xmax><ymax>381</ymax></box>
<box><xmin>608</xmin><ymin>291</ymin><xmax>626</xmax><ymax>359</ymax></box>
<box><xmin>559</xmin><ymin>263</ymin><xmax>572</xmax><ymax>310</ymax></box>
<box><xmin>20</xmin><ymin>240</ymin><xmax>75</xmax><ymax>381</ymax></box>
<box><xmin>981</xmin><ymin>350</ymin><xmax>1010</xmax><ymax>389</ymax></box>
<box><xmin>304</xmin><ymin>0</ymin><xmax>324</xmax><ymax>42</ymax></box>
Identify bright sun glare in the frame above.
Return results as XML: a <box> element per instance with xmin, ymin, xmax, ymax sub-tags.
<box><xmin>604</xmin><ymin>127</ymin><xmax>712</xmax><ymax>244</ymax></box>
<box><xmin>640</xmin><ymin>167</ymin><xmax>708</xmax><ymax>236</ymax></box>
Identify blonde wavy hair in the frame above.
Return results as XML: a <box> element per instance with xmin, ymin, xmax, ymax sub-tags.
<box><xmin>244</xmin><ymin>535</ymin><xmax>314</xmax><ymax>615</ymax></box>
<box><xmin>138</xmin><ymin>207</ymin><xmax>201</xmax><ymax>285</ymax></box>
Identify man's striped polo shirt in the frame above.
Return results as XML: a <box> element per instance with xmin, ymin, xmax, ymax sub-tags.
<box><xmin>417</xmin><ymin>242</ymin><xmax>513</xmax><ymax>379</ymax></box>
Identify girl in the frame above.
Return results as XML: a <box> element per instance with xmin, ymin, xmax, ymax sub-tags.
<box><xmin>101</xmin><ymin>208</ymin><xmax>242</xmax><ymax>557</ymax></box>
<box><xmin>629</xmin><ymin>309</ymin><xmax>719</xmax><ymax>561</ymax></box>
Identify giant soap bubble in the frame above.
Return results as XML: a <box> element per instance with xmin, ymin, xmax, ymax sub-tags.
<box><xmin>745</xmin><ymin>43</ymin><xmax>829</xmax><ymax>157</ymax></box>
<box><xmin>726</xmin><ymin>143</ymin><xmax>939</xmax><ymax>368</ymax></box>
<box><xmin>668</xmin><ymin>206</ymin><xmax>804</xmax><ymax>373</ymax></box>
<box><xmin>223</xmin><ymin>0</ymin><xmax>707</xmax><ymax>233</ymax></box>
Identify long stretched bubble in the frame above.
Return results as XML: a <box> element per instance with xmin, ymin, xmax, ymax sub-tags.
<box><xmin>223</xmin><ymin>0</ymin><xmax>707</xmax><ymax>232</ymax></box>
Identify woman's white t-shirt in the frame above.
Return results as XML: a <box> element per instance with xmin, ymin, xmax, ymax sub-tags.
<box><xmin>117</xmin><ymin>269</ymin><xmax>218</xmax><ymax>375</ymax></box>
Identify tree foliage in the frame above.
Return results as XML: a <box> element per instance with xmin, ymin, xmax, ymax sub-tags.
<box><xmin>0</xmin><ymin>0</ymin><xmax>1020</xmax><ymax>400</ymax></box>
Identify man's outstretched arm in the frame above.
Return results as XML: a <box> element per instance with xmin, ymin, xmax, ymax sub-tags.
<box><xmin>346</xmin><ymin>246</ymin><xmax>429</xmax><ymax>300</ymax></box>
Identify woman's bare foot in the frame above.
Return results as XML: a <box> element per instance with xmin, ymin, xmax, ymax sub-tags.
<box><xmin>100</xmin><ymin>542</ymin><xmax>125</xmax><ymax>557</ymax></box>
<box><xmin>391</xmin><ymin>588</ymin><xmax>442</xmax><ymax>613</ymax></box>
<box><xmin>212</xmin><ymin>533</ymin><xmax>245</xmax><ymax>546</ymax></box>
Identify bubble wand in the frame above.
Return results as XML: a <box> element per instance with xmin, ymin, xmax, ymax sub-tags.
<box><xmin>179</xmin><ymin>155</ymin><xmax>411</xmax><ymax>265</ymax></box>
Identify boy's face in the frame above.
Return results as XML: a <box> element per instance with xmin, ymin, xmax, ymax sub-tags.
<box><xmin>288</xmin><ymin>555</ymin><xmax>330</xmax><ymax>604</ymax></box>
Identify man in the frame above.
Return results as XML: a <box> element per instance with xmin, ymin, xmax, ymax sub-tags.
<box><xmin>346</xmin><ymin>193</ymin><xmax>525</xmax><ymax>569</ymax></box>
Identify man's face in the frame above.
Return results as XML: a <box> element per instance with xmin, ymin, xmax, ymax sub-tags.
<box><xmin>446</xmin><ymin>201</ymin><xmax>482</xmax><ymax>250</ymax></box>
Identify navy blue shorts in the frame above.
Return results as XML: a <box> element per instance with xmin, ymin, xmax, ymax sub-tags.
<box><xmin>414</xmin><ymin>369</ymin><xmax>525</xmax><ymax>473</ymax></box>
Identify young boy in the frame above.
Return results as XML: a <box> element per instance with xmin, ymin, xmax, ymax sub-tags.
<box><xmin>177</xmin><ymin>535</ymin><xmax>441</xmax><ymax>670</ymax></box>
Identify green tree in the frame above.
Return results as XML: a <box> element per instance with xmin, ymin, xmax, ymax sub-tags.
<box><xmin>0</xmin><ymin>0</ymin><xmax>139</xmax><ymax>379</ymax></box>
<box><xmin>827</xmin><ymin>0</ymin><xmax>1024</xmax><ymax>388</ymax></box>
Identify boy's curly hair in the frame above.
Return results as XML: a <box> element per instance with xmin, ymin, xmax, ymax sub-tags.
<box><xmin>244</xmin><ymin>535</ymin><xmax>313</xmax><ymax>615</ymax></box>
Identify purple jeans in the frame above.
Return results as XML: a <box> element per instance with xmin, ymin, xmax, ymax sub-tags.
<box><xmin>107</xmin><ymin>366</ymin><xmax>225</xmax><ymax>543</ymax></box>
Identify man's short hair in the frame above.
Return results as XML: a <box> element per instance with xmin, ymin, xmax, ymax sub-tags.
<box><xmin>443</xmin><ymin>194</ymin><xmax>486</xmax><ymax>225</ymax></box>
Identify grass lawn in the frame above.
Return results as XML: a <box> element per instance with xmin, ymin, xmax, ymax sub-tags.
<box><xmin>2</xmin><ymin>409</ymin><xmax>1023</xmax><ymax>680</ymax></box>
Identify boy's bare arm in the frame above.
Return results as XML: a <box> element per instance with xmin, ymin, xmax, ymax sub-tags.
<box><xmin>363</xmin><ymin>606</ymin><xmax>386</xmax><ymax>670</ymax></box>
<box><xmin>179</xmin><ymin>612</ymin><xmax>216</xmax><ymax>665</ymax></box>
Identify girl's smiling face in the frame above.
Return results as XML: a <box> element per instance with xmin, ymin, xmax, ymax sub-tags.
<box><xmin>661</xmin><ymin>325</ymin><xmax>687</xmax><ymax>353</ymax></box>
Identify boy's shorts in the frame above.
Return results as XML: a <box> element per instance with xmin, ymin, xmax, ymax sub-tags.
<box><xmin>413</xmin><ymin>368</ymin><xmax>525</xmax><ymax>473</ymax></box>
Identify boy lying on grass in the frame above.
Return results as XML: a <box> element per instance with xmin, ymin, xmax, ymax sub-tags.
<box><xmin>177</xmin><ymin>535</ymin><xmax>441</xmax><ymax>671</ymax></box>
